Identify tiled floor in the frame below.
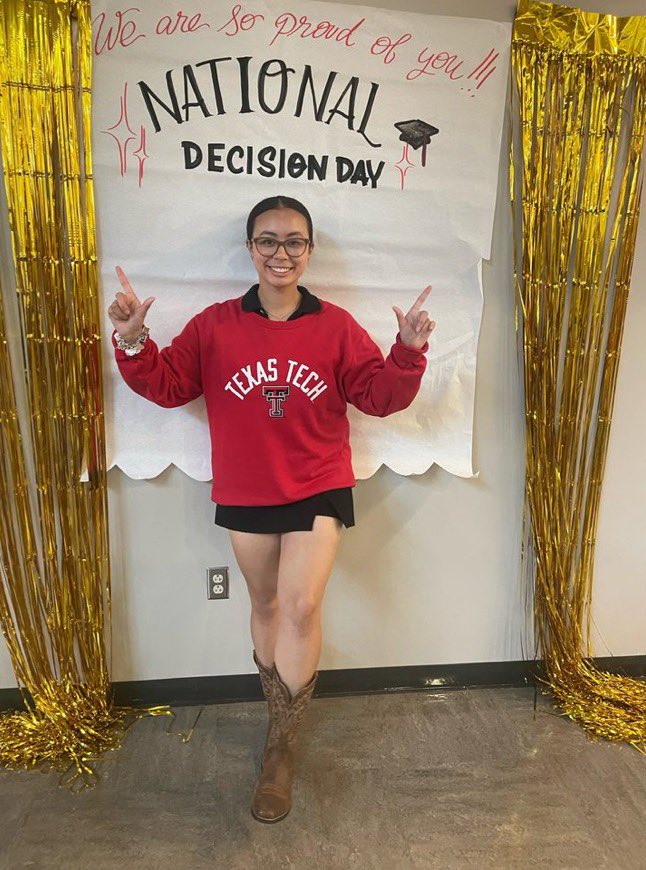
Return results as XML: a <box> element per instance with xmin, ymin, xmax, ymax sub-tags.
<box><xmin>0</xmin><ymin>686</ymin><xmax>644</xmax><ymax>869</ymax></box>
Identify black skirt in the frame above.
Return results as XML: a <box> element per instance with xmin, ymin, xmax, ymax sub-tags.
<box><xmin>214</xmin><ymin>486</ymin><xmax>355</xmax><ymax>533</ymax></box>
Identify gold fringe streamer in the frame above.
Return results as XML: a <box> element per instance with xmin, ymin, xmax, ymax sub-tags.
<box><xmin>0</xmin><ymin>0</ymin><xmax>177</xmax><ymax>790</ymax></box>
<box><xmin>510</xmin><ymin>0</ymin><xmax>646</xmax><ymax>753</ymax></box>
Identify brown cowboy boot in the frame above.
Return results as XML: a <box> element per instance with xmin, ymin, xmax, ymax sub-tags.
<box><xmin>250</xmin><ymin>661</ymin><xmax>318</xmax><ymax>823</ymax></box>
<box><xmin>252</xmin><ymin>649</ymin><xmax>276</xmax><ymax>760</ymax></box>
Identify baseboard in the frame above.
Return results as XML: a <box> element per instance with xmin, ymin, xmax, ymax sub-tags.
<box><xmin>0</xmin><ymin>655</ymin><xmax>644</xmax><ymax>712</ymax></box>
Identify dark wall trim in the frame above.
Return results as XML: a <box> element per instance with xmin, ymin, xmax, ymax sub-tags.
<box><xmin>0</xmin><ymin>655</ymin><xmax>644</xmax><ymax>712</ymax></box>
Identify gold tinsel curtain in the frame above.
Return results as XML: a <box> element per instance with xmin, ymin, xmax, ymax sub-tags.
<box><xmin>0</xmin><ymin>0</ymin><xmax>172</xmax><ymax>789</ymax></box>
<box><xmin>510</xmin><ymin>0</ymin><xmax>646</xmax><ymax>752</ymax></box>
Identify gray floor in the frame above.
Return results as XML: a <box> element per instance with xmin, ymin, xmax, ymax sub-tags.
<box><xmin>0</xmin><ymin>686</ymin><xmax>644</xmax><ymax>869</ymax></box>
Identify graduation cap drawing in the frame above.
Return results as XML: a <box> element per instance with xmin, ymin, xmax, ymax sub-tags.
<box><xmin>394</xmin><ymin>119</ymin><xmax>440</xmax><ymax>167</ymax></box>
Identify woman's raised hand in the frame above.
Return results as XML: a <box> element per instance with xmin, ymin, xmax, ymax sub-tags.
<box><xmin>108</xmin><ymin>265</ymin><xmax>156</xmax><ymax>342</ymax></box>
<box><xmin>392</xmin><ymin>285</ymin><xmax>436</xmax><ymax>350</ymax></box>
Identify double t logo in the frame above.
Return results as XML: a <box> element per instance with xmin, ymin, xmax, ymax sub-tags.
<box><xmin>262</xmin><ymin>385</ymin><xmax>290</xmax><ymax>418</ymax></box>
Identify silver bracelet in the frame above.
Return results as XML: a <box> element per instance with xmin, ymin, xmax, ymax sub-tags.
<box><xmin>115</xmin><ymin>326</ymin><xmax>149</xmax><ymax>356</ymax></box>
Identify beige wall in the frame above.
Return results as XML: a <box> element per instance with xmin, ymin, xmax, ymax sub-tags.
<box><xmin>1</xmin><ymin>0</ymin><xmax>644</xmax><ymax>687</ymax></box>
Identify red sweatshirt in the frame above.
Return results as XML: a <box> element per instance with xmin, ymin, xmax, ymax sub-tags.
<box><xmin>111</xmin><ymin>295</ymin><xmax>428</xmax><ymax>505</ymax></box>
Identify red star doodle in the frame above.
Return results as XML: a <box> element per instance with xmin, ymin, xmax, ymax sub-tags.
<box><xmin>102</xmin><ymin>81</ymin><xmax>149</xmax><ymax>184</ymax></box>
<box><xmin>394</xmin><ymin>143</ymin><xmax>415</xmax><ymax>191</ymax></box>
<box><xmin>132</xmin><ymin>125</ymin><xmax>149</xmax><ymax>187</ymax></box>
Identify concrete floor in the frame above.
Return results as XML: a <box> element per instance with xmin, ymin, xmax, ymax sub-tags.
<box><xmin>0</xmin><ymin>685</ymin><xmax>644</xmax><ymax>869</ymax></box>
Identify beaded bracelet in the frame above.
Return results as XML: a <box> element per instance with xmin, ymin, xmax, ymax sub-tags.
<box><xmin>114</xmin><ymin>326</ymin><xmax>150</xmax><ymax>356</ymax></box>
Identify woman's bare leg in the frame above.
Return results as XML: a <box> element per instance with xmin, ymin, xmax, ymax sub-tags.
<box><xmin>228</xmin><ymin>529</ymin><xmax>281</xmax><ymax>667</ymax></box>
<box><xmin>274</xmin><ymin>515</ymin><xmax>343</xmax><ymax>695</ymax></box>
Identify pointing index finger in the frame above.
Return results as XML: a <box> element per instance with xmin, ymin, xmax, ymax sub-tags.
<box><xmin>115</xmin><ymin>265</ymin><xmax>137</xmax><ymax>301</ymax></box>
<box><xmin>408</xmin><ymin>284</ymin><xmax>432</xmax><ymax>315</ymax></box>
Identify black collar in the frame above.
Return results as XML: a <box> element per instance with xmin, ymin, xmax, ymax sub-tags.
<box><xmin>241</xmin><ymin>283</ymin><xmax>321</xmax><ymax>320</ymax></box>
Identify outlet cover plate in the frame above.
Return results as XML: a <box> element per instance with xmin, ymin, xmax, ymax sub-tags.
<box><xmin>207</xmin><ymin>567</ymin><xmax>229</xmax><ymax>600</ymax></box>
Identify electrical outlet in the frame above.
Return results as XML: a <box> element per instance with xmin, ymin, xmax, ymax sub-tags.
<box><xmin>207</xmin><ymin>566</ymin><xmax>229</xmax><ymax>600</ymax></box>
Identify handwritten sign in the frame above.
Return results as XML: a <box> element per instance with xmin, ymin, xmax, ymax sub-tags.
<box><xmin>92</xmin><ymin>0</ymin><xmax>511</xmax><ymax>485</ymax></box>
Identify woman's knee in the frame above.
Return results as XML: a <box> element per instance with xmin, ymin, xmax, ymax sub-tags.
<box><xmin>251</xmin><ymin>591</ymin><xmax>279</xmax><ymax>617</ymax></box>
<box><xmin>228</xmin><ymin>529</ymin><xmax>281</xmax><ymax>609</ymax></box>
<box><xmin>278</xmin><ymin>592</ymin><xmax>321</xmax><ymax>630</ymax></box>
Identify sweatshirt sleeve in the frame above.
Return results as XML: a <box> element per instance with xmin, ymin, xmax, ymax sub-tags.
<box><xmin>340</xmin><ymin>316</ymin><xmax>428</xmax><ymax>417</ymax></box>
<box><xmin>111</xmin><ymin>315</ymin><xmax>203</xmax><ymax>408</ymax></box>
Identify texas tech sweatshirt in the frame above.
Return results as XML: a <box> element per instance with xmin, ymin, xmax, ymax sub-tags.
<box><xmin>111</xmin><ymin>294</ymin><xmax>429</xmax><ymax>506</ymax></box>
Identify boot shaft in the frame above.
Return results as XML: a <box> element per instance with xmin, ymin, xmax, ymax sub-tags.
<box><xmin>253</xmin><ymin>648</ymin><xmax>275</xmax><ymax>700</ymax></box>
<box><xmin>253</xmin><ymin>648</ymin><xmax>319</xmax><ymax>749</ymax></box>
<box><xmin>267</xmin><ymin>664</ymin><xmax>318</xmax><ymax>749</ymax></box>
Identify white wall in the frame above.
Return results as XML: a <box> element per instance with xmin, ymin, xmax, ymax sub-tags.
<box><xmin>1</xmin><ymin>0</ymin><xmax>644</xmax><ymax>688</ymax></box>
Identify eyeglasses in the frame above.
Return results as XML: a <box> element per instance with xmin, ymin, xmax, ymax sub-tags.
<box><xmin>251</xmin><ymin>236</ymin><xmax>311</xmax><ymax>257</ymax></box>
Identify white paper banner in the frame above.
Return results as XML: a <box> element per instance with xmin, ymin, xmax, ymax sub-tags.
<box><xmin>88</xmin><ymin>0</ymin><xmax>511</xmax><ymax>487</ymax></box>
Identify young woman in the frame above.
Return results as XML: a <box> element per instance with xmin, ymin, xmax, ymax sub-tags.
<box><xmin>108</xmin><ymin>195</ymin><xmax>435</xmax><ymax>824</ymax></box>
